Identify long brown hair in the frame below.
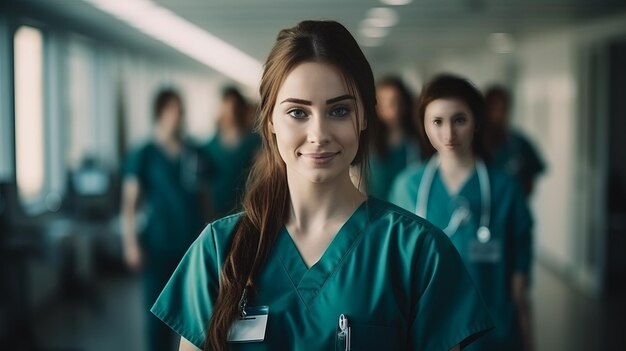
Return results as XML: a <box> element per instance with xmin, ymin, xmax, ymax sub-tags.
<box><xmin>372</xmin><ymin>76</ymin><xmax>417</xmax><ymax>157</ymax></box>
<box><xmin>205</xmin><ymin>20</ymin><xmax>376</xmax><ymax>350</ymax></box>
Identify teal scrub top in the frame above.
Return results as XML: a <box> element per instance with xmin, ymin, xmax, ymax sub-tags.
<box><xmin>203</xmin><ymin>132</ymin><xmax>260</xmax><ymax>219</ymax></box>
<box><xmin>389</xmin><ymin>161</ymin><xmax>533</xmax><ymax>351</ymax></box>
<box><xmin>368</xmin><ymin>140</ymin><xmax>421</xmax><ymax>199</ymax></box>
<box><xmin>124</xmin><ymin>141</ymin><xmax>208</xmax><ymax>257</ymax></box>
<box><xmin>151</xmin><ymin>197</ymin><xmax>493</xmax><ymax>350</ymax></box>
<box><xmin>492</xmin><ymin>130</ymin><xmax>545</xmax><ymax>195</ymax></box>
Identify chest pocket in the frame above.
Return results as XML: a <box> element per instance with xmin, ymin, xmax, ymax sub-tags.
<box><xmin>335</xmin><ymin>322</ymin><xmax>404</xmax><ymax>351</ymax></box>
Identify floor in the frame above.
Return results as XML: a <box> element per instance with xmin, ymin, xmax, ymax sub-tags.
<box><xmin>30</xmin><ymin>263</ymin><xmax>626</xmax><ymax>351</ymax></box>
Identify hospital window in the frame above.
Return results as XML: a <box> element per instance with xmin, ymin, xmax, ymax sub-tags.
<box><xmin>14</xmin><ymin>25</ymin><xmax>46</xmax><ymax>209</ymax></box>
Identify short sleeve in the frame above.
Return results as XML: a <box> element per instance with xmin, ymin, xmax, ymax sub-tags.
<box><xmin>122</xmin><ymin>145</ymin><xmax>147</xmax><ymax>182</ymax></box>
<box><xmin>509</xmin><ymin>183</ymin><xmax>534</xmax><ymax>276</ymax></box>
<box><xmin>409</xmin><ymin>229</ymin><xmax>494</xmax><ymax>350</ymax></box>
<box><xmin>521</xmin><ymin>137</ymin><xmax>545</xmax><ymax>178</ymax></box>
<box><xmin>150</xmin><ymin>223</ymin><xmax>220</xmax><ymax>349</ymax></box>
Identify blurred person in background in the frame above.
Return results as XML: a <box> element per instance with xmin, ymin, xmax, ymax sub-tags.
<box><xmin>151</xmin><ymin>21</ymin><xmax>493</xmax><ymax>351</ymax></box>
<box><xmin>368</xmin><ymin>76</ymin><xmax>422</xmax><ymax>199</ymax></box>
<box><xmin>484</xmin><ymin>86</ymin><xmax>545</xmax><ymax>197</ymax></box>
<box><xmin>203</xmin><ymin>86</ymin><xmax>260</xmax><ymax>220</ymax></box>
<box><xmin>389</xmin><ymin>74</ymin><xmax>534</xmax><ymax>351</ymax></box>
<box><xmin>121</xmin><ymin>88</ymin><xmax>210</xmax><ymax>351</ymax></box>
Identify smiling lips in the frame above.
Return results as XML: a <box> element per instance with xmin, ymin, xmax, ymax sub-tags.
<box><xmin>299</xmin><ymin>151</ymin><xmax>340</xmax><ymax>164</ymax></box>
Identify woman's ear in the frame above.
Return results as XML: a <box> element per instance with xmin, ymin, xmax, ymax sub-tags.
<box><xmin>269</xmin><ymin>120</ymin><xmax>276</xmax><ymax>134</ymax></box>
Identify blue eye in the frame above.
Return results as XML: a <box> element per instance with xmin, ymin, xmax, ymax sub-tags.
<box><xmin>330</xmin><ymin>107</ymin><xmax>350</xmax><ymax>118</ymax></box>
<box><xmin>288</xmin><ymin>109</ymin><xmax>307</xmax><ymax>119</ymax></box>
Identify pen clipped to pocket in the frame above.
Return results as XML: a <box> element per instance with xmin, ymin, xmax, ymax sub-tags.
<box><xmin>336</xmin><ymin>314</ymin><xmax>351</xmax><ymax>351</ymax></box>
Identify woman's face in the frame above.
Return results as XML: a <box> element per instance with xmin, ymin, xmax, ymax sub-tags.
<box><xmin>376</xmin><ymin>84</ymin><xmax>403</xmax><ymax>128</ymax></box>
<box><xmin>270</xmin><ymin>61</ymin><xmax>365</xmax><ymax>184</ymax></box>
<box><xmin>158</xmin><ymin>99</ymin><xmax>183</xmax><ymax>136</ymax></box>
<box><xmin>423</xmin><ymin>98</ymin><xmax>475</xmax><ymax>158</ymax></box>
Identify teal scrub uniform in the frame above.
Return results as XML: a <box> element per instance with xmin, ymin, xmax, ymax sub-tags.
<box><xmin>124</xmin><ymin>141</ymin><xmax>209</xmax><ymax>351</ymax></box>
<box><xmin>368</xmin><ymin>140</ymin><xmax>420</xmax><ymax>199</ymax></box>
<box><xmin>203</xmin><ymin>132</ymin><xmax>260</xmax><ymax>219</ymax></box>
<box><xmin>491</xmin><ymin>130</ymin><xmax>545</xmax><ymax>196</ymax></box>
<box><xmin>151</xmin><ymin>197</ymin><xmax>493</xmax><ymax>350</ymax></box>
<box><xmin>389</xmin><ymin>161</ymin><xmax>533</xmax><ymax>351</ymax></box>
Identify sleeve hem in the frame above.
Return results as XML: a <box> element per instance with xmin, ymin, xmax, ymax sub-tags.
<box><xmin>151</xmin><ymin>305</ymin><xmax>205</xmax><ymax>350</ymax></box>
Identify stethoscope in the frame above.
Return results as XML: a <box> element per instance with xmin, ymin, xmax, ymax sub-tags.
<box><xmin>415</xmin><ymin>155</ymin><xmax>492</xmax><ymax>243</ymax></box>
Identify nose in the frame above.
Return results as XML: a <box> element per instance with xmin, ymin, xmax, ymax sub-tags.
<box><xmin>443</xmin><ymin>121</ymin><xmax>455</xmax><ymax>142</ymax></box>
<box><xmin>307</xmin><ymin>114</ymin><xmax>331</xmax><ymax>145</ymax></box>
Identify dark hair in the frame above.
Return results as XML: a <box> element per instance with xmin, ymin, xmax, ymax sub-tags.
<box><xmin>153</xmin><ymin>88</ymin><xmax>183</xmax><ymax>121</ymax></box>
<box><xmin>372</xmin><ymin>76</ymin><xmax>417</xmax><ymax>157</ymax></box>
<box><xmin>205</xmin><ymin>20</ymin><xmax>376</xmax><ymax>351</ymax></box>
<box><xmin>221</xmin><ymin>86</ymin><xmax>249</xmax><ymax>132</ymax></box>
<box><xmin>484</xmin><ymin>85</ymin><xmax>511</xmax><ymax>109</ymax></box>
<box><xmin>416</xmin><ymin>74</ymin><xmax>489</xmax><ymax>160</ymax></box>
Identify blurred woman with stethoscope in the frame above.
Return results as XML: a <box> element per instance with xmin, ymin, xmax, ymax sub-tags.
<box><xmin>389</xmin><ymin>74</ymin><xmax>534</xmax><ymax>351</ymax></box>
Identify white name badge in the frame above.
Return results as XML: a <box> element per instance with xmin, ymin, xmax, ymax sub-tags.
<box><xmin>468</xmin><ymin>240</ymin><xmax>502</xmax><ymax>263</ymax></box>
<box><xmin>227</xmin><ymin>306</ymin><xmax>269</xmax><ymax>343</ymax></box>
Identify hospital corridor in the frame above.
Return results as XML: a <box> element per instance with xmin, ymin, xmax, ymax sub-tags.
<box><xmin>1</xmin><ymin>0</ymin><xmax>626</xmax><ymax>350</ymax></box>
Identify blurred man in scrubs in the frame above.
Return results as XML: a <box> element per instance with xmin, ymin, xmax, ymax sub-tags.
<box><xmin>484</xmin><ymin>86</ymin><xmax>545</xmax><ymax>197</ymax></box>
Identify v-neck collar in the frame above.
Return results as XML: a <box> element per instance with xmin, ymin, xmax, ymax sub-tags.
<box><xmin>434</xmin><ymin>167</ymin><xmax>478</xmax><ymax>200</ymax></box>
<box><xmin>275</xmin><ymin>199</ymin><xmax>370</xmax><ymax>306</ymax></box>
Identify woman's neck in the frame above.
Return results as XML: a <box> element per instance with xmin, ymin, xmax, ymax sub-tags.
<box><xmin>286</xmin><ymin>171</ymin><xmax>366</xmax><ymax>236</ymax></box>
<box><xmin>220</xmin><ymin>126</ymin><xmax>243</xmax><ymax>147</ymax></box>
<box><xmin>387</xmin><ymin>125</ymin><xmax>404</xmax><ymax>146</ymax></box>
<box><xmin>438</xmin><ymin>152</ymin><xmax>476</xmax><ymax>195</ymax></box>
<box><xmin>154</xmin><ymin>128</ymin><xmax>181</xmax><ymax>155</ymax></box>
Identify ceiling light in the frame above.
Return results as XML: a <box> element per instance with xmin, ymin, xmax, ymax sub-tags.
<box><xmin>489</xmin><ymin>33</ymin><xmax>515</xmax><ymax>54</ymax></box>
<box><xmin>381</xmin><ymin>0</ymin><xmax>413</xmax><ymax>5</ymax></box>
<box><xmin>359</xmin><ymin>24</ymin><xmax>389</xmax><ymax>39</ymax></box>
<box><xmin>83</xmin><ymin>0</ymin><xmax>263</xmax><ymax>88</ymax></box>
<box><xmin>366</xmin><ymin>7</ymin><xmax>399</xmax><ymax>27</ymax></box>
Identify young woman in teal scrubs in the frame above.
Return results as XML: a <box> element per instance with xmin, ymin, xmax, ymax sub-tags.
<box><xmin>152</xmin><ymin>22</ymin><xmax>493</xmax><ymax>351</ymax></box>
<box><xmin>203</xmin><ymin>87</ymin><xmax>260</xmax><ymax>219</ymax></box>
<box><xmin>368</xmin><ymin>76</ymin><xmax>421</xmax><ymax>199</ymax></box>
<box><xmin>389</xmin><ymin>75</ymin><xmax>534</xmax><ymax>351</ymax></box>
<box><xmin>121</xmin><ymin>89</ymin><xmax>210</xmax><ymax>351</ymax></box>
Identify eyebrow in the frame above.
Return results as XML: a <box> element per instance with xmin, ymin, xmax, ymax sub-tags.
<box><xmin>280</xmin><ymin>94</ymin><xmax>355</xmax><ymax>105</ymax></box>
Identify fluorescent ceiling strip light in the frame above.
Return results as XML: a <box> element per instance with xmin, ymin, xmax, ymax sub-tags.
<box><xmin>84</xmin><ymin>0</ymin><xmax>263</xmax><ymax>88</ymax></box>
<box><xmin>381</xmin><ymin>0</ymin><xmax>413</xmax><ymax>5</ymax></box>
<box><xmin>366</xmin><ymin>7</ymin><xmax>398</xmax><ymax>27</ymax></box>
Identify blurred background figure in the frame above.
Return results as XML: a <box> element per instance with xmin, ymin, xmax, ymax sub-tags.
<box><xmin>368</xmin><ymin>76</ymin><xmax>422</xmax><ymax>200</ymax></box>
<box><xmin>121</xmin><ymin>88</ymin><xmax>209</xmax><ymax>351</ymax></box>
<box><xmin>389</xmin><ymin>74</ymin><xmax>534</xmax><ymax>351</ymax></box>
<box><xmin>484</xmin><ymin>86</ymin><xmax>545</xmax><ymax>197</ymax></box>
<box><xmin>203</xmin><ymin>86</ymin><xmax>260</xmax><ymax>220</ymax></box>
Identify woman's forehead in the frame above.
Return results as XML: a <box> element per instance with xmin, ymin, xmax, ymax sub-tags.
<box><xmin>275</xmin><ymin>62</ymin><xmax>354</xmax><ymax>103</ymax></box>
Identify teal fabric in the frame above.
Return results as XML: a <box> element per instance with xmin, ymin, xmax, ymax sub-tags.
<box><xmin>389</xmin><ymin>161</ymin><xmax>533</xmax><ymax>351</ymax></box>
<box><xmin>491</xmin><ymin>130</ymin><xmax>545</xmax><ymax>195</ymax></box>
<box><xmin>151</xmin><ymin>197</ymin><xmax>493</xmax><ymax>350</ymax></box>
<box><xmin>368</xmin><ymin>140</ymin><xmax>421</xmax><ymax>200</ymax></box>
<box><xmin>124</xmin><ymin>140</ymin><xmax>210</xmax><ymax>351</ymax></box>
<box><xmin>124</xmin><ymin>141</ymin><xmax>208</xmax><ymax>256</ymax></box>
<box><xmin>203</xmin><ymin>132</ymin><xmax>260</xmax><ymax>219</ymax></box>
